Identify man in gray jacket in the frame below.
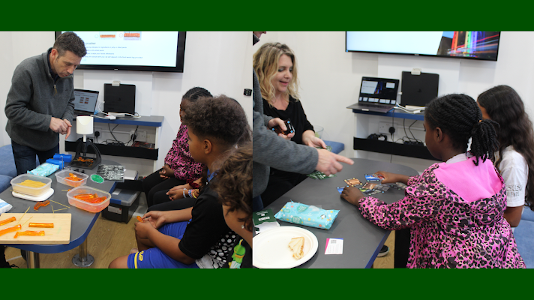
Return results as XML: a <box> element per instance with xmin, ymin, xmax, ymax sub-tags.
<box><xmin>252</xmin><ymin>32</ymin><xmax>353</xmax><ymax>211</ymax></box>
<box><xmin>5</xmin><ymin>32</ymin><xmax>87</xmax><ymax>175</ymax></box>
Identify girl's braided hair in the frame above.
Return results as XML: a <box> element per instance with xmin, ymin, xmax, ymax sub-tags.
<box><xmin>425</xmin><ymin>93</ymin><xmax>499</xmax><ymax>166</ymax></box>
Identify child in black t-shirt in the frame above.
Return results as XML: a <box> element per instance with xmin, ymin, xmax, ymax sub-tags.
<box><xmin>109</xmin><ymin>95</ymin><xmax>251</xmax><ymax>269</ymax></box>
<box><xmin>211</xmin><ymin>143</ymin><xmax>253</xmax><ymax>268</ymax></box>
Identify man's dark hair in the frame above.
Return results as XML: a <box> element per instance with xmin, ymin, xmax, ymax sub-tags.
<box><xmin>53</xmin><ymin>32</ymin><xmax>87</xmax><ymax>58</ymax></box>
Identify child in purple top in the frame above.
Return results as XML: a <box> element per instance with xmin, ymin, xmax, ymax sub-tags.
<box><xmin>341</xmin><ymin>94</ymin><xmax>525</xmax><ymax>268</ymax></box>
<box><xmin>142</xmin><ymin>87</ymin><xmax>212</xmax><ymax>209</ymax></box>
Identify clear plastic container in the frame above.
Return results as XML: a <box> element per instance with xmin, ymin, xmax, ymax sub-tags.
<box><xmin>11</xmin><ymin>174</ymin><xmax>52</xmax><ymax>197</ymax></box>
<box><xmin>55</xmin><ymin>170</ymin><xmax>88</xmax><ymax>188</ymax></box>
<box><xmin>67</xmin><ymin>186</ymin><xmax>111</xmax><ymax>213</ymax></box>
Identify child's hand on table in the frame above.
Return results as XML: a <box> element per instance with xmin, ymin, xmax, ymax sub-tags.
<box><xmin>375</xmin><ymin>171</ymin><xmax>410</xmax><ymax>184</ymax></box>
<box><xmin>340</xmin><ymin>186</ymin><xmax>365</xmax><ymax>207</ymax></box>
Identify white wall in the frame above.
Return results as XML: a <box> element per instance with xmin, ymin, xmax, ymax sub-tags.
<box><xmin>255</xmin><ymin>31</ymin><xmax>534</xmax><ymax>173</ymax></box>
<box><xmin>0</xmin><ymin>31</ymin><xmax>253</xmax><ymax>176</ymax></box>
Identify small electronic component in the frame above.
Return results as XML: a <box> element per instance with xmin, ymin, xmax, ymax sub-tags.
<box><xmin>344</xmin><ymin>178</ymin><xmax>361</xmax><ymax>186</ymax></box>
<box><xmin>272</xmin><ymin>119</ymin><xmax>295</xmax><ymax>135</ymax></box>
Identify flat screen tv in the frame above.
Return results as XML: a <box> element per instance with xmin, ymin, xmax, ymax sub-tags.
<box><xmin>346</xmin><ymin>31</ymin><xmax>501</xmax><ymax>61</ymax></box>
<box><xmin>55</xmin><ymin>31</ymin><xmax>187</xmax><ymax>72</ymax></box>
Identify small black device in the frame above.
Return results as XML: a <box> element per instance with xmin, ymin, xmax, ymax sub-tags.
<box><xmin>244</xmin><ymin>88</ymin><xmax>252</xmax><ymax>96</ymax></box>
<box><xmin>272</xmin><ymin>119</ymin><xmax>295</xmax><ymax>135</ymax></box>
<box><xmin>104</xmin><ymin>83</ymin><xmax>136</xmax><ymax>115</ymax></box>
<box><xmin>401</xmin><ymin>71</ymin><xmax>439</xmax><ymax>107</ymax></box>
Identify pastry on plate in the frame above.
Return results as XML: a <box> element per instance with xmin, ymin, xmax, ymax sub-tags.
<box><xmin>288</xmin><ymin>236</ymin><xmax>305</xmax><ymax>259</ymax></box>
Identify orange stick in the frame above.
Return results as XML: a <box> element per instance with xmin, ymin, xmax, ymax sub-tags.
<box><xmin>29</xmin><ymin>222</ymin><xmax>54</xmax><ymax>228</ymax></box>
<box><xmin>0</xmin><ymin>216</ymin><xmax>16</xmax><ymax>226</ymax></box>
<box><xmin>14</xmin><ymin>230</ymin><xmax>45</xmax><ymax>238</ymax></box>
<box><xmin>0</xmin><ymin>224</ymin><xmax>21</xmax><ymax>237</ymax></box>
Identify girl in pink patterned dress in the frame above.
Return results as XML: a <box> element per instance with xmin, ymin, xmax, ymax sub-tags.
<box><xmin>341</xmin><ymin>94</ymin><xmax>525</xmax><ymax>268</ymax></box>
<box><xmin>142</xmin><ymin>87</ymin><xmax>212</xmax><ymax>209</ymax></box>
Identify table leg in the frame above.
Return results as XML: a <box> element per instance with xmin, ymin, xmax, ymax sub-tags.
<box><xmin>25</xmin><ymin>251</ymin><xmax>40</xmax><ymax>268</ymax></box>
<box><xmin>72</xmin><ymin>239</ymin><xmax>94</xmax><ymax>267</ymax></box>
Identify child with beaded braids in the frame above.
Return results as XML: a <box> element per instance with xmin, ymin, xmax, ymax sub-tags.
<box><xmin>109</xmin><ymin>95</ymin><xmax>251</xmax><ymax>269</ymax></box>
<box><xmin>341</xmin><ymin>94</ymin><xmax>525</xmax><ymax>268</ymax></box>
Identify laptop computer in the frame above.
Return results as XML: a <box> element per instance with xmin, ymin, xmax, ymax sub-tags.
<box><xmin>347</xmin><ymin>77</ymin><xmax>400</xmax><ymax>113</ymax></box>
<box><xmin>400</xmin><ymin>71</ymin><xmax>439</xmax><ymax>108</ymax></box>
<box><xmin>73</xmin><ymin>89</ymin><xmax>99</xmax><ymax>116</ymax></box>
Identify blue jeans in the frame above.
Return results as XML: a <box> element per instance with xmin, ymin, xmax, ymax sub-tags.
<box><xmin>11</xmin><ymin>140</ymin><xmax>58</xmax><ymax>175</ymax></box>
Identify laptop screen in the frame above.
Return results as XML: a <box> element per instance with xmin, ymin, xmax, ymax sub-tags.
<box><xmin>359</xmin><ymin>77</ymin><xmax>400</xmax><ymax>105</ymax></box>
<box><xmin>73</xmin><ymin>89</ymin><xmax>99</xmax><ymax>114</ymax></box>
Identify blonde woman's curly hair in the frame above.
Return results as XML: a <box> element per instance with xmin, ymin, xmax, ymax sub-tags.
<box><xmin>253</xmin><ymin>42</ymin><xmax>300</xmax><ymax>106</ymax></box>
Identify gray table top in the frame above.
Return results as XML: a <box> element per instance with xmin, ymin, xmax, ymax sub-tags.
<box><xmin>0</xmin><ymin>160</ymin><xmax>118</xmax><ymax>253</ymax></box>
<box><xmin>264</xmin><ymin>158</ymin><xmax>419</xmax><ymax>268</ymax></box>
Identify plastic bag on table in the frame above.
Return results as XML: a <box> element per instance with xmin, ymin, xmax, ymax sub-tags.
<box><xmin>274</xmin><ymin>201</ymin><xmax>340</xmax><ymax>230</ymax></box>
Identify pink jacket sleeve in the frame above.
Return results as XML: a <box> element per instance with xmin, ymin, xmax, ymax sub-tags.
<box><xmin>357</xmin><ymin>172</ymin><xmax>442</xmax><ymax>230</ymax></box>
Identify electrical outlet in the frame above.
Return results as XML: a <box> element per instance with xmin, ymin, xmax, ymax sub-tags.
<box><xmin>137</xmin><ymin>131</ymin><xmax>147</xmax><ymax>142</ymax></box>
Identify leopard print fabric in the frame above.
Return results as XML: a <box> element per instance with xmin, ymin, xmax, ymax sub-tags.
<box><xmin>164</xmin><ymin>124</ymin><xmax>205</xmax><ymax>180</ymax></box>
<box><xmin>359</xmin><ymin>163</ymin><xmax>525</xmax><ymax>269</ymax></box>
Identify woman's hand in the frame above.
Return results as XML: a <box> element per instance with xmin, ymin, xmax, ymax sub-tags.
<box><xmin>268</xmin><ymin>118</ymin><xmax>295</xmax><ymax>140</ymax></box>
<box><xmin>302</xmin><ymin>130</ymin><xmax>326</xmax><ymax>148</ymax></box>
<box><xmin>159</xmin><ymin>164</ymin><xmax>174</xmax><ymax>178</ymax></box>
<box><xmin>340</xmin><ymin>186</ymin><xmax>365</xmax><ymax>207</ymax></box>
<box><xmin>167</xmin><ymin>185</ymin><xmax>188</xmax><ymax>200</ymax></box>
<box><xmin>375</xmin><ymin>171</ymin><xmax>410</xmax><ymax>184</ymax></box>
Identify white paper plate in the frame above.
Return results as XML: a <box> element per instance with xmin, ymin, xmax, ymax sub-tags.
<box><xmin>253</xmin><ymin>226</ymin><xmax>318</xmax><ymax>269</ymax></box>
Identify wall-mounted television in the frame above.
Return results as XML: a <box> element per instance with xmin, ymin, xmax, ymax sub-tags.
<box><xmin>55</xmin><ymin>31</ymin><xmax>187</xmax><ymax>72</ymax></box>
<box><xmin>346</xmin><ymin>31</ymin><xmax>501</xmax><ymax>61</ymax></box>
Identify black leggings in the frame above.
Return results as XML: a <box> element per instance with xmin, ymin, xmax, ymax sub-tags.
<box><xmin>142</xmin><ymin>171</ymin><xmax>186</xmax><ymax>207</ymax></box>
<box><xmin>394</xmin><ymin>228</ymin><xmax>411</xmax><ymax>268</ymax></box>
<box><xmin>147</xmin><ymin>197</ymin><xmax>197</xmax><ymax>212</ymax></box>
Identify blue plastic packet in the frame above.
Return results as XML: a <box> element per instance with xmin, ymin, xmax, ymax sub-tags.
<box><xmin>274</xmin><ymin>201</ymin><xmax>340</xmax><ymax>230</ymax></box>
<box><xmin>0</xmin><ymin>199</ymin><xmax>12</xmax><ymax>214</ymax></box>
<box><xmin>46</xmin><ymin>158</ymin><xmax>64</xmax><ymax>169</ymax></box>
<box><xmin>27</xmin><ymin>162</ymin><xmax>59</xmax><ymax>177</ymax></box>
<box><xmin>53</xmin><ymin>153</ymin><xmax>72</xmax><ymax>163</ymax></box>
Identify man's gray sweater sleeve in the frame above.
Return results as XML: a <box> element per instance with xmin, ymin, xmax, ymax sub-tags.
<box><xmin>5</xmin><ymin>63</ymin><xmax>51</xmax><ymax>132</ymax></box>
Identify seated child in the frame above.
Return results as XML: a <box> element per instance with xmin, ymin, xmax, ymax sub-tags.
<box><xmin>211</xmin><ymin>142</ymin><xmax>253</xmax><ymax>268</ymax></box>
<box><xmin>109</xmin><ymin>95</ymin><xmax>251</xmax><ymax>268</ymax></box>
<box><xmin>341</xmin><ymin>93</ymin><xmax>525</xmax><ymax>269</ymax></box>
<box><xmin>141</xmin><ymin>87</ymin><xmax>212</xmax><ymax>209</ymax></box>
<box><xmin>477</xmin><ymin>85</ymin><xmax>534</xmax><ymax>228</ymax></box>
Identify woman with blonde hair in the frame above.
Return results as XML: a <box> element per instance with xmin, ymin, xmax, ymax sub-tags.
<box><xmin>253</xmin><ymin>42</ymin><xmax>326</xmax><ymax>206</ymax></box>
